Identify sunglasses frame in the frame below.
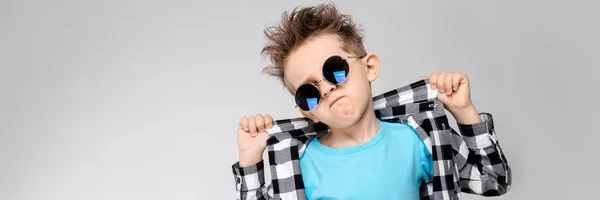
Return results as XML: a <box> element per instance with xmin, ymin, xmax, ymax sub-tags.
<box><xmin>294</xmin><ymin>55</ymin><xmax>366</xmax><ymax>111</ymax></box>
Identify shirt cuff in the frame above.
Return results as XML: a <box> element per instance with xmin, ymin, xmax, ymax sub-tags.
<box><xmin>232</xmin><ymin>160</ymin><xmax>266</xmax><ymax>192</ymax></box>
<box><xmin>457</xmin><ymin>112</ymin><xmax>495</xmax><ymax>149</ymax></box>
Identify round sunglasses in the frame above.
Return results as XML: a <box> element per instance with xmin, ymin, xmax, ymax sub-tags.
<box><xmin>294</xmin><ymin>55</ymin><xmax>365</xmax><ymax>111</ymax></box>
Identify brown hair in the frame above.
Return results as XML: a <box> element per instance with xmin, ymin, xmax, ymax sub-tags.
<box><xmin>261</xmin><ymin>3</ymin><xmax>367</xmax><ymax>91</ymax></box>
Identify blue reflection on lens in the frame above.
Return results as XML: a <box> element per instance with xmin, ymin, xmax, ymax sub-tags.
<box><xmin>307</xmin><ymin>97</ymin><xmax>318</xmax><ymax>110</ymax></box>
<box><xmin>333</xmin><ymin>71</ymin><xmax>346</xmax><ymax>83</ymax></box>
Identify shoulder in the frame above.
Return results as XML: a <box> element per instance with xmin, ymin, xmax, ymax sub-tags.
<box><xmin>301</xmin><ymin>137</ymin><xmax>319</xmax><ymax>159</ymax></box>
<box><xmin>382</xmin><ymin>121</ymin><xmax>412</xmax><ymax>130</ymax></box>
<box><xmin>381</xmin><ymin>121</ymin><xmax>422</xmax><ymax>143</ymax></box>
<box><xmin>382</xmin><ymin>121</ymin><xmax>416</xmax><ymax>135</ymax></box>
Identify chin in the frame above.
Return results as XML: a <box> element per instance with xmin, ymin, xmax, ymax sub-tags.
<box><xmin>324</xmin><ymin>105</ymin><xmax>364</xmax><ymax>129</ymax></box>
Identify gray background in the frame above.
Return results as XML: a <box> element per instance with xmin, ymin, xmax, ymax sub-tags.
<box><xmin>1</xmin><ymin>0</ymin><xmax>598</xmax><ymax>199</ymax></box>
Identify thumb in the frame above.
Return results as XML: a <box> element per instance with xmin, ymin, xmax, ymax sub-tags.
<box><xmin>419</xmin><ymin>76</ymin><xmax>428</xmax><ymax>80</ymax></box>
<box><xmin>436</xmin><ymin>91</ymin><xmax>449</xmax><ymax>104</ymax></box>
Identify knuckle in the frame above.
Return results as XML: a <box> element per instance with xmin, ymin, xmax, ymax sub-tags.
<box><xmin>265</xmin><ymin>119</ymin><xmax>273</xmax><ymax>129</ymax></box>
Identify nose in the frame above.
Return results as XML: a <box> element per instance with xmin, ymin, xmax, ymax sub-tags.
<box><xmin>318</xmin><ymin>80</ymin><xmax>336</xmax><ymax>98</ymax></box>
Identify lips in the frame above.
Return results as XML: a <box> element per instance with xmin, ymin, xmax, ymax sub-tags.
<box><xmin>330</xmin><ymin>96</ymin><xmax>344</xmax><ymax>107</ymax></box>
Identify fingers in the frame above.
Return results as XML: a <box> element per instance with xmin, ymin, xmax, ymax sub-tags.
<box><xmin>444</xmin><ymin>73</ymin><xmax>453</xmax><ymax>95</ymax></box>
<box><xmin>430</xmin><ymin>72</ymin><xmax>466</xmax><ymax>95</ymax></box>
<box><xmin>430</xmin><ymin>72</ymin><xmax>439</xmax><ymax>90</ymax></box>
<box><xmin>239</xmin><ymin>116</ymin><xmax>249</xmax><ymax>132</ymax></box>
<box><xmin>248</xmin><ymin>116</ymin><xmax>257</xmax><ymax>136</ymax></box>
<box><xmin>437</xmin><ymin>73</ymin><xmax>445</xmax><ymax>93</ymax></box>
<box><xmin>265</xmin><ymin>114</ymin><xmax>273</xmax><ymax>129</ymax></box>
<box><xmin>452</xmin><ymin>73</ymin><xmax>461</xmax><ymax>91</ymax></box>
<box><xmin>255</xmin><ymin>114</ymin><xmax>265</xmax><ymax>133</ymax></box>
<box><xmin>241</xmin><ymin>114</ymin><xmax>273</xmax><ymax>137</ymax></box>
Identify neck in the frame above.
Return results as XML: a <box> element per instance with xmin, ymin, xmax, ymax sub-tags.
<box><xmin>320</xmin><ymin>100</ymin><xmax>380</xmax><ymax>148</ymax></box>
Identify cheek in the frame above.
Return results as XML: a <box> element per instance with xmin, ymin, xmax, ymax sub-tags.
<box><xmin>348</xmin><ymin>65</ymin><xmax>370</xmax><ymax>85</ymax></box>
<box><xmin>341</xmin><ymin>69</ymin><xmax>372</xmax><ymax>111</ymax></box>
<box><xmin>345</xmin><ymin>69</ymin><xmax>371</xmax><ymax>95</ymax></box>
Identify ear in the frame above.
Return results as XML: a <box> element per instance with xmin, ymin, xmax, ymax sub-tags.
<box><xmin>363</xmin><ymin>53</ymin><xmax>380</xmax><ymax>83</ymax></box>
<box><xmin>299</xmin><ymin>108</ymin><xmax>320</xmax><ymax>123</ymax></box>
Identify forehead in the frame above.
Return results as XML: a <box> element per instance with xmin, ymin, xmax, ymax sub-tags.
<box><xmin>284</xmin><ymin>34</ymin><xmax>348</xmax><ymax>90</ymax></box>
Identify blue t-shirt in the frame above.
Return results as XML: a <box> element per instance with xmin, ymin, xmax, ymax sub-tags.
<box><xmin>299</xmin><ymin>119</ymin><xmax>434</xmax><ymax>199</ymax></box>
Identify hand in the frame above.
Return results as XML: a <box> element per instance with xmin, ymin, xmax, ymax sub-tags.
<box><xmin>420</xmin><ymin>72</ymin><xmax>473</xmax><ymax>112</ymax></box>
<box><xmin>420</xmin><ymin>72</ymin><xmax>482</xmax><ymax>124</ymax></box>
<box><xmin>237</xmin><ymin>114</ymin><xmax>273</xmax><ymax>167</ymax></box>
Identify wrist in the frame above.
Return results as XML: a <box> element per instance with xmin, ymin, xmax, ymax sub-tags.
<box><xmin>239</xmin><ymin>151</ymin><xmax>263</xmax><ymax>167</ymax></box>
<box><xmin>448</xmin><ymin>104</ymin><xmax>482</xmax><ymax>125</ymax></box>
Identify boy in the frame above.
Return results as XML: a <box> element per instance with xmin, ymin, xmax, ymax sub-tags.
<box><xmin>232</xmin><ymin>3</ymin><xmax>510</xmax><ymax>200</ymax></box>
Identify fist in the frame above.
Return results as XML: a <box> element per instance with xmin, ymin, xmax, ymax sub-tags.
<box><xmin>237</xmin><ymin>114</ymin><xmax>273</xmax><ymax>167</ymax></box>
<box><xmin>420</xmin><ymin>72</ymin><xmax>474</xmax><ymax>111</ymax></box>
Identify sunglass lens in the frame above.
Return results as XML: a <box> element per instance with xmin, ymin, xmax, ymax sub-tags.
<box><xmin>323</xmin><ymin>56</ymin><xmax>350</xmax><ymax>84</ymax></box>
<box><xmin>295</xmin><ymin>84</ymin><xmax>321</xmax><ymax>111</ymax></box>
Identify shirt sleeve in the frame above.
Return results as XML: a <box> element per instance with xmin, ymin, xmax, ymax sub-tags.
<box><xmin>231</xmin><ymin>160</ymin><xmax>273</xmax><ymax>200</ymax></box>
<box><xmin>453</xmin><ymin>112</ymin><xmax>512</xmax><ymax>196</ymax></box>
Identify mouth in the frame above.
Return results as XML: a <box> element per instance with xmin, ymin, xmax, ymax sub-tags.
<box><xmin>330</xmin><ymin>96</ymin><xmax>344</xmax><ymax>108</ymax></box>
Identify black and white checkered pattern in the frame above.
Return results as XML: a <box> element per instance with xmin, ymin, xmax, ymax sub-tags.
<box><xmin>232</xmin><ymin>79</ymin><xmax>511</xmax><ymax>200</ymax></box>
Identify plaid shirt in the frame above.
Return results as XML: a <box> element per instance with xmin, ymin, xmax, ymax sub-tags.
<box><xmin>231</xmin><ymin>79</ymin><xmax>511</xmax><ymax>200</ymax></box>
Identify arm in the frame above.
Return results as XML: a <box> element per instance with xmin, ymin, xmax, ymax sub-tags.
<box><xmin>232</xmin><ymin>160</ymin><xmax>273</xmax><ymax>200</ymax></box>
<box><xmin>233</xmin><ymin>114</ymin><xmax>274</xmax><ymax>200</ymax></box>
<box><xmin>425</xmin><ymin>71</ymin><xmax>511</xmax><ymax>195</ymax></box>
<box><xmin>451</xmin><ymin>112</ymin><xmax>512</xmax><ymax>196</ymax></box>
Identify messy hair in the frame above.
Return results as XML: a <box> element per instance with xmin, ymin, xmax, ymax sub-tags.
<box><xmin>261</xmin><ymin>3</ymin><xmax>367</xmax><ymax>91</ymax></box>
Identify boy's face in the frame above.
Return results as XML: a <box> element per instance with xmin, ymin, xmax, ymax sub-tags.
<box><xmin>284</xmin><ymin>34</ymin><xmax>380</xmax><ymax>129</ymax></box>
